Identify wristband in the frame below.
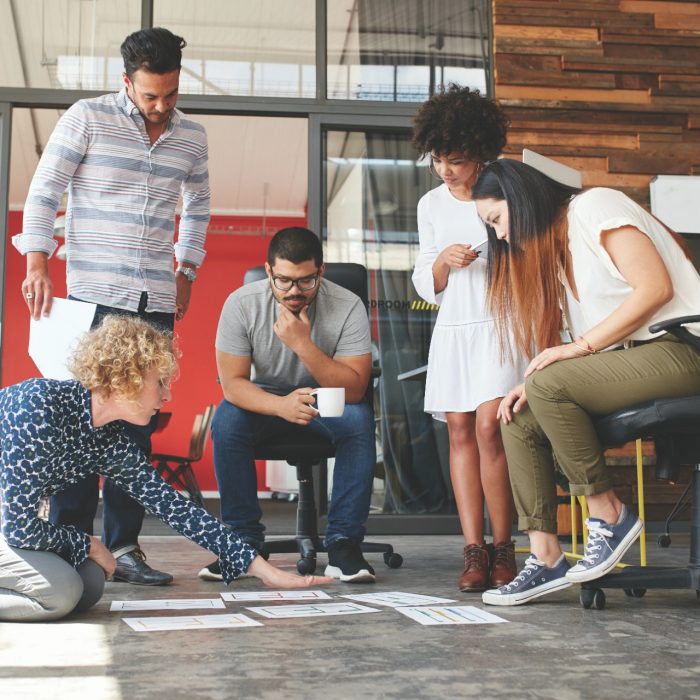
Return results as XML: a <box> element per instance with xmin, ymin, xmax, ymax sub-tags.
<box><xmin>576</xmin><ymin>336</ymin><xmax>597</xmax><ymax>354</ymax></box>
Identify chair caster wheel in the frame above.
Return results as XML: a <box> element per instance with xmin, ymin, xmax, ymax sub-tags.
<box><xmin>657</xmin><ymin>534</ymin><xmax>672</xmax><ymax>548</ymax></box>
<box><xmin>296</xmin><ymin>557</ymin><xmax>316</xmax><ymax>575</ymax></box>
<box><xmin>624</xmin><ymin>588</ymin><xmax>646</xmax><ymax>598</ymax></box>
<box><xmin>383</xmin><ymin>552</ymin><xmax>403</xmax><ymax>569</ymax></box>
<box><xmin>580</xmin><ymin>588</ymin><xmax>606</xmax><ymax>610</ymax></box>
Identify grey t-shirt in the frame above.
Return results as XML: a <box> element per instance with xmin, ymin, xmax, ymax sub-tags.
<box><xmin>216</xmin><ymin>277</ymin><xmax>371</xmax><ymax>395</ymax></box>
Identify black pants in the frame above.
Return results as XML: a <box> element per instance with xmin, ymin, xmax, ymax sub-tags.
<box><xmin>49</xmin><ymin>294</ymin><xmax>174</xmax><ymax>550</ymax></box>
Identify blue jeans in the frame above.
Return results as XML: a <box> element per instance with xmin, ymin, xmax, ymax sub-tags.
<box><xmin>49</xmin><ymin>295</ymin><xmax>174</xmax><ymax>550</ymax></box>
<box><xmin>211</xmin><ymin>399</ymin><xmax>376</xmax><ymax>547</ymax></box>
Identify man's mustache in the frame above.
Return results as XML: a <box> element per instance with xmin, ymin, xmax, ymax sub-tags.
<box><xmin>284</xmin><ymin>295</ymin><xmax>306</xmax><ymax>302</ymax></box>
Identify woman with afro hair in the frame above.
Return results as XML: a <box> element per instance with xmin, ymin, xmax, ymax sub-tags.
<box><xmin>411</xmin><ymin>85</ymin><xmax>527</xmax><ymax>593</ymax></box>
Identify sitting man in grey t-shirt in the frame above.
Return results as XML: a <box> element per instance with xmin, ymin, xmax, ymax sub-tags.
<box><xmin>199</xmin><ymin>227</ymin><xmax>377</xmax><ymax>583</ymax></box>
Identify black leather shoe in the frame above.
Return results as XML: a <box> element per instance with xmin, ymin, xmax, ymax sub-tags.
<box><xmin>111</xmin><ymin>548</ymin><xmax>173</xmax><ymax>586</ymax></box>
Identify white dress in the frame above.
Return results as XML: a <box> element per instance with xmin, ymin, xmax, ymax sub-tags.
<box><xmin>412</xmin><ymin>184</ymin><xmax>528</xmax><ymax>421</ymax></box>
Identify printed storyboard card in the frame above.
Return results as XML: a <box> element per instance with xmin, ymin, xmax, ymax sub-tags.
<box><xmin>396</xmin><ymin>605</ymin><xmax>508</xmax><ymax>626</ymax></box>
<box><xmin>123</xmin><ymin>613</ymin><xmax>262</xmax><ymax>632</ymax></box>
<box><xmin>220</xmin><ymin>590</ymin><xmax>332</xmax><ymax>603</ymax></box>
<box><xmin>111</xmin><ymin>598</ymin><xmax>225</xmax><ymax>612</ymax></box>
<box><xmin>245</xmin><ymin>602</ymin><xmax>380</xmax><ymax>619</ymax></box>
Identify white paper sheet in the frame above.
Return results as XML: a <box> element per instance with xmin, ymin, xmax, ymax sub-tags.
<box><xmin>396</xmin><ymin>605</ymin><xmax>508</xmax><ymax>626</ymax></box>
<box><xmin>340</xmin><ymin>592</ymin><xmax>456</xmax><ymax>608</ymax></box>
<box><xmin>220</xmin><ymin>590</ymin><xmax>332</xmax><ymax>602</ymax></box>
<box><xmin>122</xmin><ymin>613</ymin><xmax>262</xmax><ymax>632</ymax></box>
<box><xmin>28</xmin><ymin>297</ymin><xmax>96</xmax><ymax>379</ymax></box>
<box><xmin>522</xmin><ymin>149</ymin><xmax>583</xmax><ymax>189</ymax></box>
<box><xmin>110</xmin><ymin>598</ymin><xmax>226</xmax><ymax>612</ymax></box>
<box><xmin>245</xmin><ymin>602</ymin><xmax>380</xmax><ymax>619</ymax></box>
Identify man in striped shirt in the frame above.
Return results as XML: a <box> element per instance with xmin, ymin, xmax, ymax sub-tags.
<box><xmin>13</xmin><ymin>27</ymin><xmax>210</xmax><ymax>586</ymax></box>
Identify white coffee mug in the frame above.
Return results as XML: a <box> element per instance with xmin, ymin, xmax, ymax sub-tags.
<box><xmin>310</xmin><ymin>387</ymin><xmax>345</xmax><ymax>417</ymax></box>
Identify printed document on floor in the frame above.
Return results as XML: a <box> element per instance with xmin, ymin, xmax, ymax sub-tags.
<box><xmin>396</xmin><ymin>605</ymin><xmax>508</xmax><ymax>626</ymax></box>
<box><xmin>221</xmin><ymin>590</ymin><xmax>333</xmax><ymax>602</ymax></box>
<box><xmin>111</xmin><ymin>598</ymin><xmax>226</xmax><ymax>611</ymax></box>
<box><xmin>123</xmin><ymin>613</ymin><xmax>262</xmax><ymax>631</ymax></box>
<box><xmin>245</xmin><ymin>602</ymin><xmax>381</xmax><ymax>619</ymax></box>
<box><xmin>340</xmin><ymin>591</ymin><xmax>456</xmax><ymax>608</ymax></box>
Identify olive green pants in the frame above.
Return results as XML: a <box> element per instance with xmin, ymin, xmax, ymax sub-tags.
<box><xmin>501</xmin><ymin>335</ymin><xmax>700</xmax><ymax>533</ymax></box>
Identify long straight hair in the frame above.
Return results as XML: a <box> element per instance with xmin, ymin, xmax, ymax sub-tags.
<box><xmin>472</xmin><ymin>160</ymin><xmax>580</xmax><ymax>357</ymax></box>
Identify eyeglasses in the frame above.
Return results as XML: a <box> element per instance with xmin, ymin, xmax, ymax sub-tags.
<box><xmin>271</xmin><ymin>272</ymin><xmax>320</xmax><ymax>292</ymax></box>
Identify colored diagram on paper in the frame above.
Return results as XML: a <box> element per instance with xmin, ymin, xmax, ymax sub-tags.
<box><xmin>396</xmin><ymin>605</ymin><xmax>508</xmax><ymax>626</ymax></box>
<box><xmin>123</xmin><ymin>613</ymin><xmax>262</xmax><ymax>632</ymax></box>
<box><xmin>245</xmin><ymin>602</ymin><xmax>381</xmax><ymax>619</ymax></box>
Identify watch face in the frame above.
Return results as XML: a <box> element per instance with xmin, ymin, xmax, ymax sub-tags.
<box><xmin>179</xmin><ymin>267</ymin><xmax>196</xmax><ymax>281</ymax></box>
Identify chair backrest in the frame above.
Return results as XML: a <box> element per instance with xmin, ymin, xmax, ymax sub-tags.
<box><xmin>188</xmin><ymin>404</ymin><xmax>216</xmax><ymax>461</ymax></box>
<box><xmin>243</xmin><ymin>262</ymin><xmax>373</xmax><ymax>404</ymax></box>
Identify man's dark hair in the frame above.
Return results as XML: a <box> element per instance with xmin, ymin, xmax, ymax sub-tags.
<box><xmin>120</xmin><ymin>27</ymin><xmax>186</xmax><ymax>77</ymax></box>
<box><xmin>267</xmin><ymin>227</ymin><xmax>323</xmax><ymax>268</ymax></box>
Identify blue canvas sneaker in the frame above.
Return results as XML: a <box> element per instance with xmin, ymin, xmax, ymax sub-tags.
<box><xmin>566</xmin><ymin>505</ymin><xmax>643</xmax><ymax>583</ymax></box>
<box><xmin>482</xmin><ymin>553</ymin><xmax>571</xmax><ymax>606</ymax></box>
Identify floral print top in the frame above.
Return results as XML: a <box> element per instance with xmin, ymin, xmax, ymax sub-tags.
<box><xmin>0</xmin><ymin>378</ymin><xmax>256</xmax><ymax>583</ymax></box>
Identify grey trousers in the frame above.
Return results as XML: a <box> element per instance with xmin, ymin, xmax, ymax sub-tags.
<box><xmin>501</xmin><ymin>335</ymin><xmax>700</xmax><ymax>533</ymax></box>
<box><xmin>0</xmin><ymin>544</ymin><xmax>105</xmax><ymax>621</ymax></box>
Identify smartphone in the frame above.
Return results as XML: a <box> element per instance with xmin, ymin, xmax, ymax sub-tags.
<box><xmin>471</xmin><ymin>237</ymin><xmax>489</xmax><ymax>258</ymax></box>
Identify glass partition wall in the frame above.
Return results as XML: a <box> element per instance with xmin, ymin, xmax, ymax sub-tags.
<box><xmin>323</xmin><ymin>127</ymin><xmax>453</xmax><ymax>523</ymax></box>
<box><xmin>0</xmin><ymin>0</ymin><xmax>491</xmax><ymax>532</ymax></box>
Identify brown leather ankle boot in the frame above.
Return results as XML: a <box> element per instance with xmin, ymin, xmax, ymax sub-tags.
<box><xmin>490</xmin><ymin>540</ymin><xmax>517</xmax><ymax>588</ymax></box>
<box><xmin>458</xmin><ymin>543</ymin><xmax>491</xmax><ymax>592</ymax></box>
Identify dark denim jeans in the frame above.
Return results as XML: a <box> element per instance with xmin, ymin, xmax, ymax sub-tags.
<box><xmin>48</xmin><ymin>295</ymin><xmax>174</xmax><ymax>550</ymax></box>
<box><xmin>211</xmin><ymin>399</ymin><xmax>376</xmax><ymax>547</ymax></box>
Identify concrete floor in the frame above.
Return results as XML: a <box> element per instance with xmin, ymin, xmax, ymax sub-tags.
<box><xmin>1</xmin><ymin>530</ymin><xmax>699</xmax><ymax>700</ymax></box>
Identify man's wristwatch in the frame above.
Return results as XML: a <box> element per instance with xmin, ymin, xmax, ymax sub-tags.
<box><xmin>176</xmin><ymin>265</ymin><xmax>197</xmax><ymax>282</ymax></box>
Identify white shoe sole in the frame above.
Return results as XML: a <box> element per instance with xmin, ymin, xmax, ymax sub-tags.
<box><xmin>565</xmin><ymin>518</ymin><xmax>644</xmax><ymax>583</ymax></box>
<box><xmin>324</xmin><ymin>564</ymin><xmax>376</xmax><ymax>583</ymax></box>
<box><xmin>481</xmin><ymin>578</ymin><xmax>572</xmax><ymax>606</ymax></box>
<box><xmin>197</xmin><ymin>566</ymin><xmax>223</xmax><ymax>582</ymax></box>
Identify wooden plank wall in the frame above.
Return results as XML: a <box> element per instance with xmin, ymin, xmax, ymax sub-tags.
<box><xmin>492</xmin><ymin>0</ymin><xmax>700</xmax><ymax>207</ymax></box>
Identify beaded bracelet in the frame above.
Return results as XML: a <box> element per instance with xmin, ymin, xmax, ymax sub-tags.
<box><xmin>575</xmin><ymin>336</ymin><xmax>597</xmax><ymax>355</ymax></box>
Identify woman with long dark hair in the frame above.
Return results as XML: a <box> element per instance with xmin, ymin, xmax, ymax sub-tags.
<box><xmin>411</xmin><ymin>87</ymin><xmax>527</xmax><ymax>592</ymax></box>
<box><xmin>471</xmin><ymin>159</ymin><xmax>700</xmax><ymax>606</ymax></box>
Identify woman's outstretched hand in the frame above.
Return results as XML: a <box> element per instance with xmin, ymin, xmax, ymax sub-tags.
<box><xmin>497</xmin><ymin>383</ymin><xmax>528</xmax><ymax>425</ymax></box>
<box><xmin>524</xmin><ymin>343</ymin><xmax>587</xmax><ymax>378</ymax></box>
<box><xmin>247</xmin><ymin>555</ymin><xmax>335</xmax><ymax>588</ymax></box>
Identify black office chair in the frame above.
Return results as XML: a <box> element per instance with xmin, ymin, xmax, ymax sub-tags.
<box><xmin>579</xmin><ymin>315</ymin><xmax>700</xmax><ymax>609</ymax></box>
<box><xmin>243</xmin><ymin>262</ymin><xmax>403</xmax><ymax>575</ymax></box>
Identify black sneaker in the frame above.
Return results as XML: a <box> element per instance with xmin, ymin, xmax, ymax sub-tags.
<box><xmin>198</xmin><ymin>560</ymin><xmax>223</xmax><ymax>581</ymax></box>
<box><xmin>325</xmin><ymin>539</ymin><xmax>376</xmax><ymax>583</ymax></box>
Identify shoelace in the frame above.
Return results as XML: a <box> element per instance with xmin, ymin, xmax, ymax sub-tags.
<box><xmin>492</xmin><ymin>546</ymin><xmax>513</xmax><ymax>567</ymax></box>
<box><xmin>580</xmin><ymin>521</ymin><xmax>614</xmax><ymax>564</ymax></box>
<box><xmin>464</xmin><ymin>546</ymin><xmax>487</xmax><ymax>571</ymax></box>
<box><xmin>130</xmin><ymin>548</ymin><xmax>147</xmax><ymax>562</ymax></box>
<box><xmin>502</xmin><ymin>555</ymin><xmax>543</xmax><ymax>591</ymax></box>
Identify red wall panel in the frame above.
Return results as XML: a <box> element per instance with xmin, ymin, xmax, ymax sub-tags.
<box><xmin>3</xmin><ymin>214</ymin><xmax>305</xmax><ymax>492</ymax></box>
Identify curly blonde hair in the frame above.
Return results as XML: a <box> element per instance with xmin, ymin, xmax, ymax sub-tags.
<box><xmin>69</xmin><ymin>315</ymin><xmax>179</xmax><ymax>401</ymax></box>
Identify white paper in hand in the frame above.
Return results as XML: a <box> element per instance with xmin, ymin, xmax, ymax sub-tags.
<box><xmin>29</xmin><ymin>298</ymin><xmax>96</xmax><ymax>379</ymax></box>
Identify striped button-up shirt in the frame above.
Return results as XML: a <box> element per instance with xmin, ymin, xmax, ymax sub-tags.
<box><xmin>13</xmin><ymin>89</ymin><xmax>210</xmax><ymax>313</ymax></box>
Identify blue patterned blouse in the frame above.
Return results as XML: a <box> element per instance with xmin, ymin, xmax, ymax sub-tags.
<box><xmin>0</xmin><ymin>378</ymin><xmax>256</xmax><ymax>583</ymax></box>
